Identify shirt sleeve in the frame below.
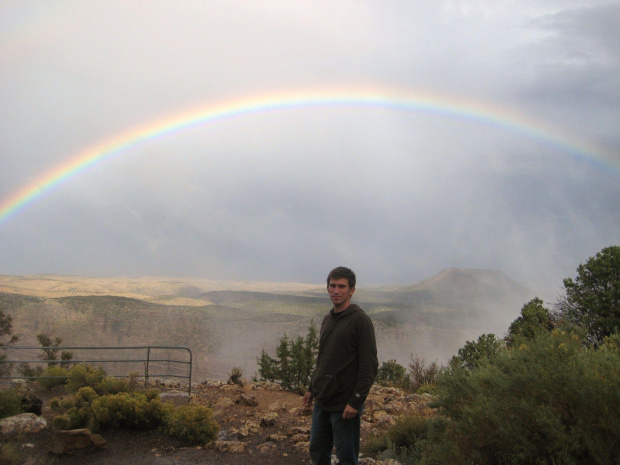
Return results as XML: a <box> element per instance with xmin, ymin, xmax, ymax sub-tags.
<box><xmin>347</xmin><ymin>314</ymin><xmax>378</xmax><ymax>410</ymax></box>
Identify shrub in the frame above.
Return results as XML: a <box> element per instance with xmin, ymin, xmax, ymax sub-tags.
<box><xmin>364</xmin><ymin>415</ymin><xmax>446</xmax><ymax>465</ymax></box>
<box><xmin>377</xmin><ymin>359</ymin><xmax>407</xmax><ymax>386</ymax></box>
<box><xmin>432</xmin><ymin>328</ymin><xmax>620</xmax><ymax>464</ymax></box>
<box><xmin>449</xmin><ymin>333</ymin><xmax>502</xmax><ymax>370</ymax></box>
<box><xmin>66</xmin><ymin>364</ymin><xmax>107</xmax><ymax>393</ymax></box>
<box><xmin>228</xmin><ymin>366</ymin><xmax>243</xmax><ymax>385</ymax></box>
<box><xmin>506</xmin><ymin>297</ymin><xmax>554</xmax><ymax>347</ymax></box>
<box><xmin>0</xmin><ymin>388</ymin><xmax>23</xmax><ymax>419</ymax></box>
<box><xmin>0</xmin><ymin>309</ymin><xmax>19</xmax><ymax>378</ymax></box>
<box><xmin>407</xmin><ymin>355</ymin><xmax>441</xmax><ymax>393</ymax></box>
<box><xmin>256</xmin><ymin>319</ymin><xmax>318</xmax><ymax>392</ymax></box>
<box><xmin>87</xmin><ymin>391</ymin><xmax>166</xmax><ymax>432</ymax></box>
<box><xmin>161</xmin><ymin>404</ymin><xmax>219</xmax><ymax>444</ymax></box>
<box><xmin>36</xmin><ymin>365</ymin><xmax>69</xmax><ymax>390</ymax></box>
<box><xmin>99</xmin><ymin>376</ymin><xmax>132</xmax><ymax>395</ymax></box>
<box><xmin>51</xmin><ymin>415</ymin><xmax>71</xmax><ymax>430</ymax></box>
<box><xmin>557</xmin><ymin>245</ymin><xmax>620</xmax><ymax>346</ymax></box>
<box><xmin>50</xmin><ymin>384</ymin><xmax>218</xmax><ymax>445</ymax></box>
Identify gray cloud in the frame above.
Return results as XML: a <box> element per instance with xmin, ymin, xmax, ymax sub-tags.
<box><xmin>1</xmin><ymin>0</ymin><xmax>619</xmax><ymax>299</ymax></box>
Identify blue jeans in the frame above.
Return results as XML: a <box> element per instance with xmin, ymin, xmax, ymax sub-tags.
<box><xmin>309</xmin><ymin>403</ymin><xmax>363</xmax><ymax>465</ymax></box>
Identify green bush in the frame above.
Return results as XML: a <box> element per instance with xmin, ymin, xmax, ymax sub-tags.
<box><xmin>449</xmin><ymin>333</ymin><xmax>502</xmax><ymax>370</ymax></box>
<box><xmin>557</xmin><ymin>245</ymin><xmax>620</xmax><ymax>346</ymax></box>
<box><xmin>161</xmin><ymin>404</ymin><xmax>219</xmax><ymax>444</ymax></box>
<box><xmin>87</xmin><ymin>391</ymin><xmax>166</xmax><ymax>432</ymax></box>
<box><xmin>51</xmin><ymin>415</ymin><xmax>71</xmax><ymax>430</ymax></box>
<box><xmin>50</xmin><ymin>385</ymin><xmax>218</xmax><ymax>445</ymax></box>
<box><xmin>364</xmin><ymin>415</ymin><xmax>448</xmax><ymax>465</ymax></box>
<box><xmin>416</xmin><ymin>382</ymin><xmax>439</xmax><ymax>396</ymax></box>
<box><xmin>406</xmin><ymin>356</ymin><xmax>441</xmax><ymax>393</ymax></box>
<box><xmin>36</xmin><ymin>365</ymin><xmax>70</xmax><ymax>390</ymax></box>
<box><xmin>99</xmin><ymin>376</ymin><xmax>132</xmax><ymax>395</ymax></box>
<box><xmin>432</xmin><ymin>329</ymin><xmax>620</xmax><ymax>464</ymax></box>
<box><xmin>256</xmin><ymin>319</ymin><xmax>318</xmax><ymax>391</ymax></box>
<box><xmin>377</xmin><ymin>359</ymin><xmax>407</xmax><ymax>386</ymax></box>
<box><xmin>228</xmin><ymin>366</ymin><xmax>243</xmax><ymax>385</ymax></box>
<box><xmin>66</xmin><ymin>364</ymin><xmax>107</xmax><ymax>393</ymax></box>
<box><xmin>0</xmin><ymin>388</ymin><xmax>23</xmax><ymax>419</ymax></box>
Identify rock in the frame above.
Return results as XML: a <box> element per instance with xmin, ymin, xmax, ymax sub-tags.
<box><xmin>290</xmin><ymin>433</ymin><xmax>308</xmax><ymax>442</ymax></box>
<box><xmin>213</xmin><ymin>397</ymin><xmax>235</xmax><ymax>410</ymax></box>
<box><xmin>237</xmin><ymin>393</ymin><xmax>258</xmax><ymax>406</ymax></box>
<box><xmin>207</xmin><ymin>440</ymin><xmax>245</xmax><ymax>453</ymax></box>
<box><xmin>50</xmin><ymin>429</ymin><xmax>106</xmax><ymax>455</ymax></box>
<box><xmin>290</xmin><ymin>425</ymin><xmax>311</xmax><ymax>435</ymax></box>
<box><xmin>294</xmin><ymin>441</ymin><xmax>309</xmax><ymax>451</ymax></box>
<box><xmin>372</xmin><ymin>410</ymin><xmax>388</xmax><ymax>422</ymax></box>
<box><xmin>266</xmin><ymin>433</ymin><xmax>286</xmax><ymax>442</ymax></box>
<box><xmin>259</xmin><ymin>412</ymin><xmax>279</xmax><ymax>427</ymax></box>
<box><xmin>257</xmin><ymin>441</ymin><xmax>277</xmax><ymax>453</ymax></box>
<box><xmin>267</xmin><ymin>400</ymin><xmax>288</xmax><ymax>412</ymax></box>
<box><xmin>0</xmin><ymin>413</ymin><xmax>47</xmax><ymax>436</ymax></box>
<box><xmin>238</xmin><ymin>420</ymin><xmax>261</xmax><ymax>437</ymax></box>
<box><xmin>160</xmin><ymin>390</ymin><xmax>190</xmax><ymax>403</ymax></box>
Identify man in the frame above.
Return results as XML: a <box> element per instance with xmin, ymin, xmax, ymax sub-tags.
<box><xmin>303</xmin><ymin>266</ymin><xmax>378</xmax><ymax>465</ymax></box>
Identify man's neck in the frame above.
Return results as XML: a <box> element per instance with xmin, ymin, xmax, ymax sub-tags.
<box><xmin>333</xmin><ymin>302</ymin><xmax>351</xmax><ymax>313</ymax></box>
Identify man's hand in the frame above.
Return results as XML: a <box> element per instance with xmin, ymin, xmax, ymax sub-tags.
<box><xmin>342</xmin><ymin>404</ymin><xmax>358</xmax><ymax>420</ymax></box>
<box><xmin>302</xmin><ymin>391</ymin><xmax>313</xmax><ymax>409</ymax></box>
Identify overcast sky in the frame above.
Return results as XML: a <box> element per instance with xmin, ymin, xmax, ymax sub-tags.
<box><xmin>1</xmin><ymin>0</ymin><xmax>619</xmax><ymax>299</ymax></box>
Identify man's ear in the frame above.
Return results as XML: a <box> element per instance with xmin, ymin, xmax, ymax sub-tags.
<box><xmin>350</xmin><ymin>287</ymin><xmax>355</xmax><ymax>296</ymax></box>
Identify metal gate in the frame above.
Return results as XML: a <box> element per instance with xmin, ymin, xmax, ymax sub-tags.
<box><xmin>0</xmin><ymin>346</ymin><xmax>193</xmax><ymax>396</ymax></box>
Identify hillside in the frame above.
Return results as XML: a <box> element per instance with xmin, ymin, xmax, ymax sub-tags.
<box><xmin>0</xmin><ymin>269</ymin><xmax>535</xmax><ymax>379</ymax></box>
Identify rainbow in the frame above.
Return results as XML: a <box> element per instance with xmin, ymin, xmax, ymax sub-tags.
<box><xmin>0</xmin><ymin>88</ymin><xmax>617</xmax><ymax>226</ymax></box>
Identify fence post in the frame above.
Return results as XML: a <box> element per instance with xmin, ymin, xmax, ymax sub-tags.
<box><xmin>145</xmin><ymin>347</ymin><xmax>151</xmax><ymax>386</ymax></box>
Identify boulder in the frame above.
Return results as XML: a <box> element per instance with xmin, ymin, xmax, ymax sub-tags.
<box><xmin>0</xmin><ymin>413</ymin><xmax>47</xmax><ymax>436</ymax></box>
<box><xmin>50</xmin><ymin>429</ymin><xmax>106</xmax><ymax>455</ymax></box>
<box><xmin>259</xmin><ymin>412</ymin><xmax>279</xmax><ymax>427</ymax></box>
<box><xmin>236</xmin><ymin>393</ymin><xmax>258</xmax><ymax>406</ymax></box>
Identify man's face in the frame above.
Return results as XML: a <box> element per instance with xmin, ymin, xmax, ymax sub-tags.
<box><xmin>327</xmin><ymin>277</ymin><xmax>355</xmax><ymax>309</ymax></box>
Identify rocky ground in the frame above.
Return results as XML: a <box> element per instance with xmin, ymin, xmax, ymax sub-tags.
<box><xmin>1</xmin><ymin>380</ymin><xmax>435</xmax><ymax>465</ymax></box>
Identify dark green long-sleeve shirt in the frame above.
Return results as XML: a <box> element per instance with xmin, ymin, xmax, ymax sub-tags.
<box><xmin>309</xmin><ymin>304</ymin><xmax>378</xmax><ymax>412</ymax></box>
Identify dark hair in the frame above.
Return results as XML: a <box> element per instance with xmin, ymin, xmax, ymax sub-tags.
<box><xmin>327</xmin><ymin>266</ymin><xmax>356</xmax><ymax>289</ymax></box>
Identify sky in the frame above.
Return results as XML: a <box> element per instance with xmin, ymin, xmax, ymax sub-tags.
<box><xmin>1</xmin><ymin>0</ymin><xmax>619</xmax><ymax>299</ymax></box>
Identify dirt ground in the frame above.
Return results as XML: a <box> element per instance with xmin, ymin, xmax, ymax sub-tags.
<box><xmin>4</xmin><ymin>382</ymin><xmax>383</xmax><ymax>465</ymax></box>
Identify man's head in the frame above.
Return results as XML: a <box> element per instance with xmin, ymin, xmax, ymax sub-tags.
<box><xmin>327</xmin><ymin>267</ymin><xmax>356</xmax><ymax>311</ymax></box>
<box><xmin>327</xmin><ymin>266</ymin><xmax>356</xmax><ymax>289</ymax></box>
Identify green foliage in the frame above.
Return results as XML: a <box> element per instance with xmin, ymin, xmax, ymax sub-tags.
<box><xmin>160</xmin><ymin>404</ymin><xmax>219</xmax><ymax>444</ymax></box>
<box><xmin>377</xmin><ymin>359</ymin><xmax>407</xmax><ymax>386</ymax></box>
<box><xmin>36</xmin><ymin>365</ymin><xmax>70</xmax><ymax>390</ymax></box>
<box><xmin>256</xmin><ymin>319</ymin><xmax>319</xmax><ymax>392</ymax></box>
<box><xmin>407</xmin><ymin>356</ymin><xmax>441</xmax><ymax>393</ymax></box>
<box><xmin>99</xmin><ymin>376</ymin><xmax>132</xmax><ymax>395</ymax></box>
<box><xmin>0</xmin><ymin>388</ymin><xmax>24</xmax><ymax>419</ymax></box>
<box><xmin>50</xmin><ymin>383</ymin><xmax>219</xmax><ymax>445</ymax></box>
<box><xmin>66</xmin><ymin>364</ymin><xmax>107</xmax><ymax>393</ymax></box>
<box><xmin>36</xmin><ymin>333</ymin><xmax>64</xmax><ymax>366</ymax></box>
<box><xmin>506</xmin><ymin>297</ymin><xmax>553</xmax><ymax>347</ymax></box>
<box><xmin>51</xmin><ymin>415</ymin><xmax>71</xmax><ymax>430</ymax></box>
<box><xmin>19</xmin><ymin>331</ymin><xmax>75</xmax><ymax>378</ymax></box>
<box><xmin>364</xmin><ymin>415</ymin><xmax>448</xmax><ymax>465</ymax></box>
<box><xmin>365</xmin><ymin>415</ymin><xmax>433</xmax><ymax>454</ymax></box>
<box><xmin>18</xmin><ymin>363</ymin><xmax>44</xmax><ymax>379</ymax></box>
<box><xmin>449</xmin><ymin>333</ymin><xmax>502</xmax><ymax>370</ymax></box>
<box><xmin>431</xmin><ymin>329</ymin><xmax>620</xmax><ymax>464</ymax></box>
<box><xmin>558</xmin><ymin>245</ymin><xmax>620</xmax><ymax>346</ymax></box>
<box><xmin>88</xmin><ymin>391</ymin><xmax>166</xmax><ymax>432</ymax></box>
<box><xmin>0</xmin><ymin>309</ymin><xmax>19</xmax><ymax>377</ymax></box>
<box><xmin>228</xmin><ymin>366</ymin><xmax>243</xmax><ymax>385</ymax></box>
